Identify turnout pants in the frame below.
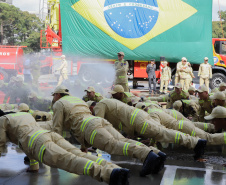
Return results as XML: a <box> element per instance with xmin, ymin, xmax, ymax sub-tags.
<box><xmin>57</xmin><ymin>73</ymin><xmax>68</xmax><ymax>86</ymax></box>
<box><xmin>160</xmin><ymin>80</ymin><xmax>169</xmax><ymax>93</ymax></box>
<box><xmin>32</xmin><ymin>132</ymin><xmax>118</xmax><ymax>184</ymax></box>
<box><xmin>134</xmin><ymin>117</ymin><xmax>199</xmax><ymax>149</ymax></box>
<box><xmin>179</xmin><ymin>78</ymin><xmax>190</xmax><ymax>91</ymax></box>
<box><xmin>174</xmin><ymin>76</ymin><xmax>179</xmax><ymax>85</ymax></box>
<box><xmin>200</xmin><ymin>78</ymin><xmax>210</xmax><ymax>92</ymax></box>
<box><xmin>165</xmin><ymin>109</ymin><xmax>215</xmax><ymax>133</ymax></box>
<box><xmin>158</xmin><ymin>116</ymin><xmax>225</xmax><ymax>145</ymax></box>
<box><xmin>74</xmin><ymin>116</ymin><xmax>151</xmax><ymax>163</ymax></box>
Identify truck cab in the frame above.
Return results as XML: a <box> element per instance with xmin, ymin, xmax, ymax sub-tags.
<box><xmin>211</xmin><ymin>38</ymin><xmax>226</xmax><ymax>88</ymax></box>
<box><xmin>0</xmin><ymin>46</ymin><xmax>25</xmax><ymax>81</ymax></box>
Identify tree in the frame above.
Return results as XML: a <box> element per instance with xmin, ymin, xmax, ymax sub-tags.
<box><xmin>212</xmin><ymin>11</ymin><xmax>226</xmax><ymax>38</ymax></box>
<box><xmin>0</xmin><ymin>3</ymin><xmax>44</xmax><ymax>53</ymax></box>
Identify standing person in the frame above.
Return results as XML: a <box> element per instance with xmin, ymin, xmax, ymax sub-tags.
<box><xmin>178</xmin><ymin>58</ymin><xmax>190</xmax><ymax>91</ymax></box>
<box><xmin>198</xmin><ymin>57</ymin><xmax>212</xmax><ymax>92</ymax></box>
<box><xmin>23</xmin><ymin>56</ymin><xmax>32</xmax><ymax>84</ymax></box>
<box><xmin>160</xmin><ymin>61</ymin><xmax>171</xmax><ymax>94</ymax></box>
<box><xmin>175</xmin><ymin>57</ymin><xmax>186</xmax><ymax>85</ymax></box>
<box><xmin>56</xmin><ymin>55</ymin><xmax>68</xmax><ymax>86</ymax></box>
<box><xmin>146</xmin><ymin>59</ymin><xmax>156</xmax><ymax>94</ymax></box>
<box><xmin>187</xmin><ymin>62</ymin><xmax>195</xmax><ymax>86</ymax></box>
<box><xmin>114</xmin><ymin>52</ymin><xmax>129</xmax><ymax>92</ymax></box>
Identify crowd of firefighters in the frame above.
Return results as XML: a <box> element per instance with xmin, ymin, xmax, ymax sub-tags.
<box><xmin>0</xmin><ymin>51</ymin><xmax>226</xmax><ymax>185</ymax></box>
<box><xmin>145</xmin><ymin>56</ymin><xmax>212</xmax><ymax>94</ymax></box>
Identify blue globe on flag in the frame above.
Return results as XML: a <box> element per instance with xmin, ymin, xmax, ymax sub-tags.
<box><xmin>104</xmin><ymin>0</ymin><xmax>159</xmax><ymax>38</ymax></box>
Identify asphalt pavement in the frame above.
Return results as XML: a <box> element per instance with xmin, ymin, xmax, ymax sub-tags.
<box><xmin>1</xmin><ymin>143</ymin><xmax>226</xmax><ymax>185</ymax></box>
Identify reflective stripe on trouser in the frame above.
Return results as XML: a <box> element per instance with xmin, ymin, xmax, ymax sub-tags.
<box><xmin>117</xmin><ymin>83</ymin><xmax>129</xmax><ymax>92</ymax></box>
<box><xmin>134</xmin><ymin>119</ymin><xmax>199</xmax><ymax>149</ymax></box>
<box><xmin>33</xmin><ymin>132</ymin><xmax>117</xmax><ymax>184</ymax></box>
<box><xmin>28</xmin><ymin>130</ymin><xmax>49</xmax><ymax>148</ymax></box>
<box><xmin>193</xmin><ymin>122</ymin><xmax>215</xmax><ymax>133</ymax></box>
<box><xmin>160</xmin><ymin>80</ymin><xmax>169</xmax><ymax>93</ymax></box>
<box><xmin>169</xmin><ymin>110</ymin><xmax>189</xmax><ymax>121</ymax></box>
<box><xmin>200</xmin><ymin>78</ymin><xmax>209</xmax><ymax>92</ymax></box>
<box><xmin>82</xmin><ymin>117</ymin><xmax>151</xmax><ymax>162</ymax></box>
<box><xmin>171</xmin><ymin>110</ymin><xmax>178</xmax><ymax>120</ymax></box>
<box><xmin>29</xmin><ymin>159</ymin><xmax>39</xmax><ymax>170</ymax></box>
<box><xmin>161</xmin><ymin>119</ymin><xmax>226</xmax><ymax>146</ymax></box>
<box><xmin>30</xmin><ymin>159</ymin><xmax>39</xmax><ymax>166</ymax></box>
<box><xmin>130</xmin><ymin>109</ymin><xmax>140</xmax><ymax>125</ymax></box>
<box><xmin>114</xmin><ymin>131</ymin><xmax>160</xmax><ymax>155</ymax></box>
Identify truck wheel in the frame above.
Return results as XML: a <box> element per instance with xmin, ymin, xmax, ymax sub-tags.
<box><xmin>210</xmin><ymin>73</ymin><xmax>226</xmax><ymax>89</ymax></box>
<box><xmin>133</xmin><ymin>80</ymin><xmax>138</xmax><ymax>89</ymax></box>
<box><xmin>79</xmin><ymin>69</ymin><xmax>92</xmax><ymax>83</ymax></box>
<box><xmin>0</xmin><ymin>69</ymin><xmax>8</xmax><ymax>81</ymax></box>
<box><xmin>104</xmin><ymin>75</ymin><xmax>114</xmax><ymax>85</ymax></box>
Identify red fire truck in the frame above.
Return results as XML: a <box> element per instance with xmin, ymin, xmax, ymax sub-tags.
<box><xmin>0</xmin><ymin>46</ymin><xmax>26</xmax><ymax>81</ymax></box>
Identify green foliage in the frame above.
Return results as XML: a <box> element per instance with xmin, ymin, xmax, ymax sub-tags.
<box><xmin>0</xmin><ymin>3</ymin><xmax>44</xmax><ymax>53</ymax></box>
<box><xmin>212</xmin><ymin>11</ymin><xmax>226</xmax><ymax>38</ymax></box>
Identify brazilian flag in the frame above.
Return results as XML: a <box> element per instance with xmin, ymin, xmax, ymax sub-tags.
<box><xmin>61</xmin><ymin>0</ymin><xmax>213</xmax><ymax>64</ymax></box>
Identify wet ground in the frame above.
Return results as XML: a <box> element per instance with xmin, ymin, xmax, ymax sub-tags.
<box><xmin>1</xmin><ymin>143</ymin><xmax>226</xmax><ymax>185</ymax></box>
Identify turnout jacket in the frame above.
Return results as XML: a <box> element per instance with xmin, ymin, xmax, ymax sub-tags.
<box><xmin>0</xmin><ymin>112</ymin><xmax>49</xmax><ymax>158</ymax></box>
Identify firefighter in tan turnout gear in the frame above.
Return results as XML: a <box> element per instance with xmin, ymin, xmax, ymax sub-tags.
<box><xmin>219</xmin><ymin>82</ymin><xmax>226</xmax><ymax>92</ymax></box>
<box><xmin>177</xmin><ymin>58</ymin><xmax>191</xmax><ymax>91</ymax></box>
<box><xmin>135</xmin><ymin>102</ymin><xmax>223</xmax><ymax>145</ymax></box>
<box><xmin>93</xmin><ymin>98</ymin><xmax>207</xmax><ymax>160</ymax></box>
<box><xmin>160</xmin><ymin>61</ymin><xmax>171</xmax><ymax>94</ymax></box>
<box><xmin>197</xmin><ymin>85</ymin><xmax>214</xmax><ymax>122</ymax></box>
<box><xmin>139</xmin><ymin>102</ymin><xmax>215</xmax><ymax>133</ymax></box>
<box><xmin>114</xmin><ymin>52</ymin><xmax>129</xmax><ymax>92</ymax></box>
<box><xmin>51</xmin><ymin>85</ymin><xmax>167</xmax><ymax>176</ymax></box>
<box><xmin>204</xmin><ymin>106</ymin><xmax>226</xmax><ymax>134</ymax></box>
<box><xmin>56</xmin><ymin>55</ymin><xmax>68</xmax><ymax>86</ymax></box>
<box><xmin>0</xmin><ymin>110</ymin><xmax>130</xmax><ymax>185</ymax></box>
<box><xmin>174</xmin><ymin>57</ymin><xmax>186</xmax><ymax>85</ymax></box>
<box><xmin>188</xmin><ymin>86</ymin><xmax>198</xmax><ymax>100</ymax></box>
<box><xmin>187</xmin><ymin>62</ymin><xmax>195</xmax><ymax>86</ymax></box>
<box><xmin>198</xmin><ymin>57</ymin><xmax>212</xmax><ymax>92</ymax></box>
<box><xmin>173</xmin><ymin>100</ymin><xmax>200</xmax><ymax>122</ymax></box>
<box><xmin>110</xmin><ymin>85</ymin><xmax>141</xmax><ymax>106</ymax></box>
<box><xmin>166</xmin><ymin>83</ymin><xmax>189</xmax><ymax>108</ymax></box>
<box><xmin>82</xmin><ymin>86</ymin><xmax>104</xmax><ymax>102</ymax></box>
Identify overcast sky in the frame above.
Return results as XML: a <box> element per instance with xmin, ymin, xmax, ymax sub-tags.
<box><xmin>13</xmin><ymin>0</ymin><xmax>226</xmax><ymax>21</ymax></box>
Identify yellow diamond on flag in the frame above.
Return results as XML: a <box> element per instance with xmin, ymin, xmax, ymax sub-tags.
<box><xmin>72</xmin><ymin>0</ymin><xmax>197</xmax><ymax>50</ymax></box>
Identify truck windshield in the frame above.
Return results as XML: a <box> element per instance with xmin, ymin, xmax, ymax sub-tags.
<box><xmin>214</xmin><ymin>41</ymin><xmax>226</xmax><ymax>55</ymax></box>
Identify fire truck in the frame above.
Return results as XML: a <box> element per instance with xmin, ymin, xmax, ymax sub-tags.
<box><xmin>39</xmin><ymin>0</ymin><xmax>226</xmax><ymax>89</ymax></box>
<box><xmin>0</xmin><ymin>46</ymin><xmax>25</xmax><ymax>81</ymax></box>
